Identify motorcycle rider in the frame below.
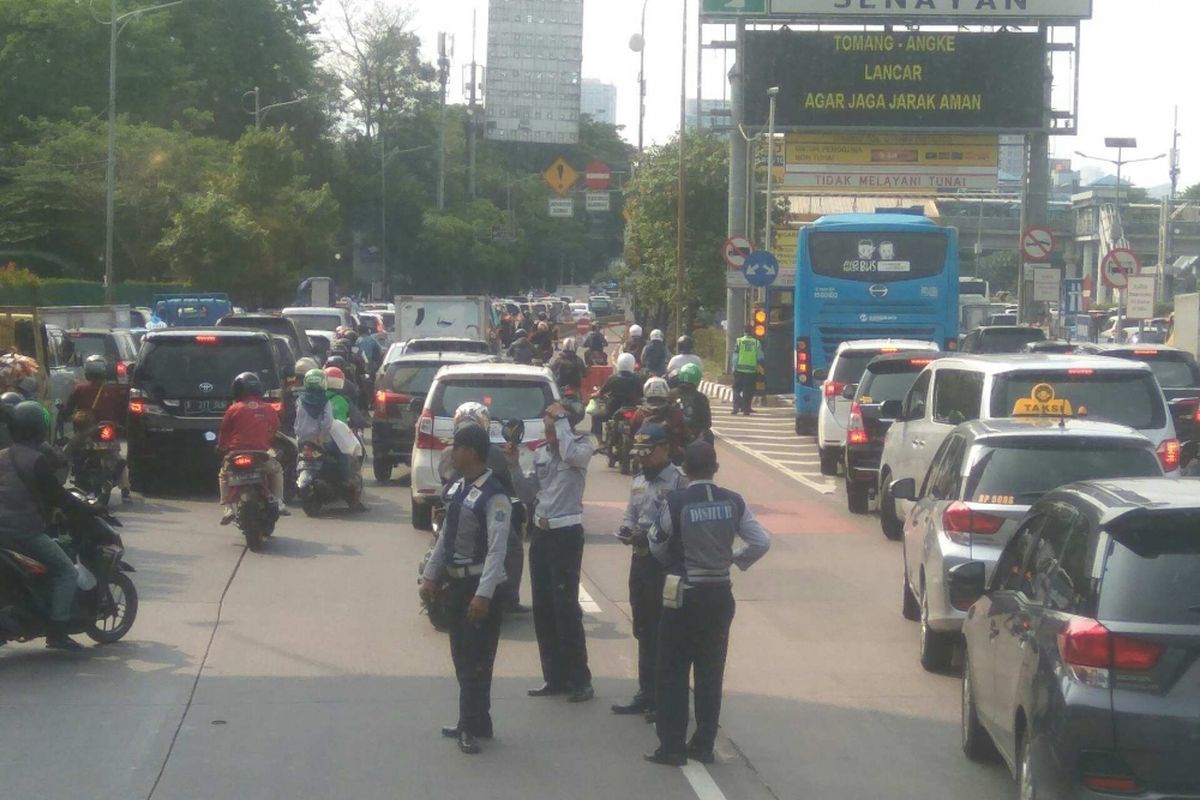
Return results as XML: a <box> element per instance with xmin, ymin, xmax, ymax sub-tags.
<box><xmin>60</xmin><ymin>355</ymin><xmax>130</xmax><ymax>502</ymax></box>
<box><xmin>323</xmin><ymin>366</ymin><xmax>367</xmax><ymax>431</ymax></box>
<box><xmin>0</xmin><ymin>401</ymin><xmax>88</xmax><ymax>650</ymax></box>
<box><xmin>641</xmin><ymin>329</ymin><xmax>669</xmax><ymax>377</ymax></box>
<box><xmin>324</xmin><ymin>355</ymin><xmax>360</xmax><ymax>409</ymax></box>
<box><xmin>0</xmin><ymin>391</ymin><xmax>24</xmax><ymax>448</ymax></box>
<box><xmin>630</xmin><ymin>377</ymin><xmax>689</xmax><ymax>461</ymax></box>
<box><xmin>508</xmin><ymin>332</ymin><xmax>535</xmax><ymax>365</ymax></box>
<box><xmin>583</xmin><ymin>322</ymin><xmax>608</xmax><ymax>366</ymax></box>
<box><xmin>355</xmin><ymin>323</ymin><xmax>383</xmax><ymax>373</ymax></box>
<box><xmin>217</xmin><ymin>372</ymin><xmax>288</xmax><ymax>525</ymax></box>
<box><xmin>295</xmin><ymin>369</ymin><xmax>366</xmax><ymax>512</ymax></box>
<box><xmin>673</xmin><ymin>364</ymin><xmax>713</xmax><ymax>445</ymax></box>
<box><xmin>530</xmin><ymin>321</ymin><xmax>554</xmax><ymax>363</ymax></box>
<box><xmin>550</xmin><ymin>338</ymin><xmax>586</xmax><ymax>396</ymax></box>
<box><xmin>592</xmin><ymin>352</ymin><xmax>644</xmax><ymax>441</ymax></box>
<box><xmin>667</xmin><ymin>335</ymin><xmax>702</xmax><ymax>376</ymax></box>
<box><xmin>622</xmin><ymin>324</ymin><xmax>646</xmax><ymax>364</ymax></box>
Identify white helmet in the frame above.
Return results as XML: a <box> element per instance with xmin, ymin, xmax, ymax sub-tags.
<box><xmin>649</xmin><ymin>329</ymin><xmax>664</xmax><ymax>342</ymax></box>
<box><xmin>453</xmin><ymin>401</ymin><xmax>491</xmax><ymax>432</ymax></box>
<box><xmin>629</xmin><ymin>324</ymin><xmax>643</xmax><ymax>339</ymax></box>
<box><xmin>643</xmin><ymin>376</ymin><xmax>670</xmax><ymax>405</ymax></box>
<box><xmin>563</xmin><ymin>337</ymin><xmax>577</xmax><ymax>353</ymax></box>
<box><xmin>616</xmin><ymin>352</ymin><xmax>637</xmax><ymax>373</ymax></box>
<box><xmin>294</xmin><ymin>357</ymin><xmax>319</xmax><ymax>377</ymax></box>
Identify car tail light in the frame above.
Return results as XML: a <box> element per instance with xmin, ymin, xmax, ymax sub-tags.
<box><xmin>795</xmin><ymin>338</ymin><xmax>810</xmax><ymax>384</ymax></box>
<box><xmin>1157</xmin><ymin>438</ymin><xmax>1180</xmax><ymax>470</ymax></box>
<box><xmin>1059</xmin><ymin>618</ymin><xmax>1164</xmax><ymax>687</ymax></box>
<box><xmin>910</xmin><ymin>358</ymin><xmax>933</xmax><ymax>366</ymax></box>
<box><xmin>232</xmin><ymin>454</ymin><xmax>255</xmax><ymax>468</ymax></box>
<box><xmin>1068</xmin><ymin>368</ymin><xmax>1094</xmax><ymax>376</ymax></box>
<box><xmin>374</xmin><ymin>390</ymin><xmax>411</xmax><ymax>416</ymax></box>
<box><xmin>195</xmin><ymin>335</ymin><xmax>219</xmax><ymax>344</ymax></box>
<box><xmin>266</xmin><ymin>399</ymin><xmax>283</xmax><ymax>413</ymax></box>
<box><xmin>98</xmin><ymin>424</ymin><xmax>116</xmax><ymax>442</ymax></box>
<box><xmin>1193</xmin><ymin>401</ymin><xmax>1200</xmax><ymax>423</ymax></box>
<box><xmin>1133</xmin><ymin>349</ymin><xmax>1158</xmax><ymax>356</ymax></box>
<box><xmin>942</xmin><ymin>502</ymin><xmax>1005</xmax><ymax>547</ymax></box>
<box><xmin>415</xmin><ymin>409</ymin><xmax>445</xmax><ymax>451</ymax></box>
<box><xmin>879</xmin><ymin>347</ymin><xmax>898</xmax><ymax>354</ymax></box>
<box><xmin>846</xmin><ymin>401</ymin><xmax>868</xmax><ymax>445</ymax></box>
<box><xmin>622</xmin><ymin>409</ymin><xmax>636</xmax><ymax>421</ymax></box>
<box><xmin>116</xmin><ymin>361</ymin><xmax>128</xmax><ymax>377</ymax></box>
<box><xmin>129</xmin><ymin>400</ymin><xmax>146</xmax><ymax>415</ymax></box>
<box><xmin>823</xmin><ymin>380</ymin><xmax>845</xmax><ymax>399</ymax></box>
<box><xmin>1083</xmin><ymin>775</ymin><xmax>1139</xmax><ymax>795</ymax></box>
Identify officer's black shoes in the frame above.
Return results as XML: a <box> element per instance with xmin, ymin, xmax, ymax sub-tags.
<box><xmin>457</xmin><ymin>730</ymin><xmax>481</xmax><ymax>755</ymax></box>
<box><xmin>505</xmin><ymin>602</ymin><xmax>531</xmax><ymax>614</ymax></box>
<box><xmin>643</xmin><ymin>749</ymin><xmax>687</xmax><ymax>767</ymax></box>
<box><xmin>527</xmin><ymin>682</ymin><xmax>568</xmax><ymax>697</ymax></box>
<box><xmin>567</xmin><ymin>684</ymin><xmax>595</xmax><ymax>703</ymax></box>
<box><xmin>611</xmin><ymin>695</ymin><xmax>650</xmax><ymax>715</ymax></box>
<box><xmin>686</xmin><ymin>745</ymin><xmax>716</xmax><ymax>764</ymax></box>
<box><xmin>121</xmin><ymin>488</ymin><xmax>132</xmax><ymax>502</ymax></box>
<box><xmin>442</xmin><ymin>725</ymin><xmax>494</xmax><ymax>741</ymax></box>
<box><xmin>45</xmin><ymin>634</ymin><xmax>84</xmax><ymax>652</ymax></box>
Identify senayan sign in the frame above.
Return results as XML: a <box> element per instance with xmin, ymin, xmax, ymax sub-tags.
<box><xmin>767</xmin><ymin>0</ymin><xmax>1092</xmax><ymax>19</ymax></box>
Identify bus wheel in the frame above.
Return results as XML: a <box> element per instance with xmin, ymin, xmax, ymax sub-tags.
<box><xmin>794</xmin><ymin>417</ymin><xmax>815</xmax><ymax>437</ymax></box>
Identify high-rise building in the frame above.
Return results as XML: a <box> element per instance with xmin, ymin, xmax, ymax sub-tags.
<box><xmin>685</xmin><ymin>98</ymin><xmax>732</xmax><ymax>130</ymax></box>
<box><xmin>580</xmin><ymin>79</ymin><xmax>617</xmax><ymax>126</ymax></box>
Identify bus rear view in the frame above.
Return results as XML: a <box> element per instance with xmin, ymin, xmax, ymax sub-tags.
<box><xmin>794</xmin><ymin>214</ymin><xmax>958</xmax><ymax>434</ymax></box>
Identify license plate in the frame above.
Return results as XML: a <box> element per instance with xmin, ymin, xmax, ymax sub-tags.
<box><xmin>184</xmin><ymin>399</ymin><xmax>228</xmax><ymax>415</ymax></box>
<box><xmin>228</xmin><ymin>471</ymin><xmax>262</xmax><ymax>486</ymax></box>
<box><xmin>91</xmin><ymin>442</ymin><xmax>120</xmax><ymax>451</ymax></box>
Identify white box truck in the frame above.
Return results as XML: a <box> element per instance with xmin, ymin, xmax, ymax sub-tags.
<box><xmin>394</xmin><ymin>295</ymin><xmax>492</xmax><ymax>343</ymax></box>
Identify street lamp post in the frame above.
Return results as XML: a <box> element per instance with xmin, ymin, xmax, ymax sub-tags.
<box><xmin>629</xmin><ymin>0</ymin><xmax>650</xmax><ymax>155</ymax></box>
<box><xmin>674</xmin><ymin>0</ymin><xmax>687</xmax><ymax>343</ymax></box>
<box><xmin>764</xmin><ymin>87</ymin><xmax>779</xmax><ymax>255</ymax></box>
<box><xmin>101</xmin><ymin>0</ymin><xmax>187</xmax><ymax>304</ymax></box>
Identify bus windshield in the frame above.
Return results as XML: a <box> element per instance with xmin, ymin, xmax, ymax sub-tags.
<box><xmin>808</xmin><ymin>231</ymin><xmax>948</xmax><ymax>283</ymax></box>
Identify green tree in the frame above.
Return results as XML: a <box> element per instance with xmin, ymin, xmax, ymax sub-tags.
<box><xmin>623</xmin><ymin>130</ymin><xmax>728</xmax><ymax>331</ymax></box>
<box><xmin>972</xmin><ymin>249</ymin><xmax>1019</xmax><ymax>294</ymax></box>
<box><xmin>1182</xmin><ymin>182</ymin><xmax>1200</xmax><ymax>202</ymax></box>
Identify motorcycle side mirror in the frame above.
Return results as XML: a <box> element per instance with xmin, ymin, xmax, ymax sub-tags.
<box><xmin>501</xmin><ymin>419</ymin><xmax>525</xmax><ymax>445</ymax></box>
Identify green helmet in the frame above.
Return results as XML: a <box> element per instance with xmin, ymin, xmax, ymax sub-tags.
<box><xmin>678</xmin><ymin>362</ymin><xmax>702</xmax><ymax>386</ymax></box>
<box><xmin>8</xmin><ymin>400</ymin><xmax>49</xmax><ymax>444</ymax></box>
<box><xmin>303</xmin><ymin>368</ymin><xmax>327</xmax><ymax>391</ymax></box>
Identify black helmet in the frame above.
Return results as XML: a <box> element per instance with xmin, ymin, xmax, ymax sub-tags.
<box><xmin>231</xmin><ymin>372</ymin><xmax>263</xmax><ymax>401</ymax></box>
<box><xmin>8</xmin><ymin>400</ymin><xmax>48</xmax><ymax>444</ymax></box>
<box><xmin>676</xmin><ymin>335</ymin><xmax>694</xmax><ymax>354</ymax></box>
<box><xmin>324</xmin><ymin>355</ymin><xmax>348</xmax><ymax>372</ymax></box>
<box><xmin>0</xmin><ymin>391</ymin><xmax>22</xmax><ymax>409</ymax></box>
<box><xmin>84</xmin><ymin>354</ymin><xmax>108</xmax><ymax>381</ymax></box>
<box><xmin>340</xmin><ymin>330</ymin><xmax>359</xmax><ymax>345</ymax></box>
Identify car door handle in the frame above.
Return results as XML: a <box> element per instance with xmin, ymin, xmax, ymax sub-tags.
<box><xmin>913</xmin><ymin>439</ymin><xmax>925</xmax><ymax>447</ymax></box>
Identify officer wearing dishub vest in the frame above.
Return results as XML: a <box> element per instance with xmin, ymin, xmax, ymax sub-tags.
<box><xmin>612</xmin><ymin>423</ymin><xmax>687</xmax><ymax>721</ymax></box>
<box><xmin>644</xmin><ymin>441</ymin><xmax>770</xmax><ymax>766</ymax></box>
<box><xmin>420</xmin><ymin>424</ymin><xmax>511</xmax><ymax>755</ymax></box>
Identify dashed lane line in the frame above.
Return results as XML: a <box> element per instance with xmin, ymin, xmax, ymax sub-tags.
<box><xmin>578</xmin><ymin>584</ymin><xmax>602</xmax><ymax>614</ymax></box>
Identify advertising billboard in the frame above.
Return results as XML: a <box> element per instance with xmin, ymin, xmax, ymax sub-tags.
<box><xmin>743</xmin><ymin>31</ymin><xmax>1046</xmax><ymax>130</ymax></box>
<box><xmin>485</xmin><ymin>0</ymin><xmax>584</xmax><ymax>144</ymax></box>
<box><xmin>779</xmin><ymin>133</ymin><xmax>999</xmax><ymax>193</ymax></box>
<box><xmin>766</xmin><ymin>0</ymin><xmax>1092</xmax><ymax>20</ymax></box>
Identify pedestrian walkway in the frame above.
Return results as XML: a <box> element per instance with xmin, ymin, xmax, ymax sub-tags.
<box><xmin>706</xmin><ymin>395</ymin><xmax>838</xmax><ymax>495</ymax></box>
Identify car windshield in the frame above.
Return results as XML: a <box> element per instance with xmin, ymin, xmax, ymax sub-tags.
<box><xmin>808</xmin><ymin>231</ymin><xmax>948</xmax><ymax>282</ymax></box>
<box><xmin>65</xmin><ymin>334</ymin><xmax>113</xmax><ymax>364</ymax></box>
<box><xmin>1108</xmin><ymin>352</ymin><xmax>1200</xmax><ymax>388</ymax></box>
<box><xmin>859</xmin><ymin>366</ymin><xmax>925</xmax><ymax>403</ymax></box>
<box><xmin>285</xmin><ymin>312</ymin><xmax>343</xmax><ymax>331</ymax></box>
<box><xmin>432</xmin><ymin>378</ymin><xmax>554</xmax><ymax>420</ymax></box>
<box><xmin>832</xmin><ymin>350</ymin><xmax>898</xmax><ymax>384</ymax></box>
<box><xmin>976</xmin><ymin>328</ymin><xmax>1045</xmax><ymax>352</ymax></box>
<box><xmin>965</xmin><ymin>442</ymin><xmax>1161</xmax><ymax>503</ymax></box>
<box><xmin>991</xmin><ymin>370</ymin><xmax>1165</xmax><ymax>430</ymax></box>
<box><xmin>380</xmin><ymin>363</ymin><xmax>443</xmax><ymax>395</ymax></box>
<box><xmin>220</xmin><ymin>316</ymin><xmax>296</xmax><ymax>342</ymax></box>
<box><xmin>135</xmin><ymin>339</ymin><xmax>278</xmax><ymax>397</ymax></box>
<box><xmin>1100</xmin><ymin>511</ymin><xmax>1200</xmax><ymax>625</ymax></box>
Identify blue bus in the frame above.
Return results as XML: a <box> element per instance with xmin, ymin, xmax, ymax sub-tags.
<box><xmin>793</xmin><ymin>213</ymin><xmax>959</xmax><ymax>433</ymax></box>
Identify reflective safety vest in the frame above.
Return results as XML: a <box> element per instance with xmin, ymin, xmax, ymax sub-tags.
<box><xmin>735</xmin><ymin>336</ymin><xmax>759</xmax><ymax>373</ymax></box>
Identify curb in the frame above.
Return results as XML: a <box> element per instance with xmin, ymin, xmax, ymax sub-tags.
<box><xmin>700</xmin><ymin>380</ymin><xmax>733</xmax><ymax>403</ymax></box>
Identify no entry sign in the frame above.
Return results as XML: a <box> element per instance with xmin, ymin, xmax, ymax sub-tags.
<box><xmin>1020</xmin><ymin>226</ymin><xmax>1055</xmax><ymax>262</ymax></box>
<box><xmin>584</xmin><ymin>161</ymin><xmax>611</xmax><ymax>191</ymax></box>
<box><xmin>1102</xmin><ymin>248</ymin><xmax>1141</xmax><ymax>290</ymax></box>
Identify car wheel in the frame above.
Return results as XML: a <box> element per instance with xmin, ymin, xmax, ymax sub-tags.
<box><xmin>128</xmin><ymin>462</ymin><xmax>153</xmax><ymax>495</ymax></box>
<box><xmin>961</xmin><ymin>658</ymin><xmax>997</xmax><ymax>762</ymax></box>
<box><xmin>919</xmin><ymin>584</ymin><xmax>955</xmax><ymax>673</ymax></box>
<box><xmin>879</xmin><ymin>471</ymin><xmax>904</xmax><ymax>541</ymax></box>
<box><xmin>411</xmin><ymin>499</ymin><xmax>433</xmax><ymax>531</ymax></box>
<box><xmin>819</xmin><ymin>447</ymin><xmax>839</xmax><ymax>476</ymax></box>
<box><xmin>372</xmin><ymin>458</ymin><xmax>393</xmax><ymax>484</ymax></box>
<box><xmin>902</xmin><ymin>571</ymin><xmax>920</xmax><ymax>621</ymax></box>
<box><xmin>1017</xmin><ymin>730</ymin><xmax>1040</xmax><ymax>800</ymax></box>
<box><xmin>846</xmin><ymin>480</ymin><xmax>870</xmax><ymax>514</ymax></box>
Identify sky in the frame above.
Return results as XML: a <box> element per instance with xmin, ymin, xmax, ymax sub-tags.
<box><xmin>318</xmin><ymin>0</ymin><xmax>1200</xmax><ymax>192</ymax></box>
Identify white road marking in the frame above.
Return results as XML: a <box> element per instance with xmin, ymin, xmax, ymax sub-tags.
<box><xmin>715</xmin><ymin>430</ymin><xmax>836</xmax><ymax>494</ymax></box>
<box><xmin>681</xmin><ymin>762</ymin><xmax>730</xmax><ymax>800</ymax></box>
<box><xmin>578</xmin><ymin>584</ymin><xmax>601</xmax><ymax>614</ymax></box>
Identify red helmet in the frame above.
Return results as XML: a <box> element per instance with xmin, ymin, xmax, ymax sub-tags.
<box><xmin>323</xmin><ymin>366</ymin><xmax>345</xmax><ymax>380</ymax></box>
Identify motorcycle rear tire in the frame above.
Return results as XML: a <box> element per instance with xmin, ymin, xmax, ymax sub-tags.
<box><xmin>243</xmin><ymin>525</ymin><xmax>266</xmax><ymax>551</ymax></box>
<box><xmin>373</xmin><ymin>457</ymin><xmax>393</xmax><ymax>483</ymax></box>
<box><xmin>85</xmin><ymin>571</ymin><xmax>138</xmax><ymax>644</ymax></box>
<box><xmin>301</xmin><ymin>494</ymin><xmax>322</xmax><ymax>518</ymax></box>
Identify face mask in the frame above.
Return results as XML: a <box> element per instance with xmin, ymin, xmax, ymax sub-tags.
<box><xmin>641</xmin><ymin>461</ymin><xmax>664</xmax><ymax>481</ymax></box>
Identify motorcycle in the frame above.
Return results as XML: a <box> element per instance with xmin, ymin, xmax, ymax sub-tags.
<box><xmin>69</xmin><ymin>422</ymin><xmax>125</xmax><ymax>507</ymax></box>
<box><xmin>604</xmin><ymin>406</ymin><xmax>639</xmax><ymax>475</ymax></box>
<box><xmin>585</xmin><ymin>350</ymin><xmax>609</xmax><ymax>367</ymax></box>
<box><xmin>224</xmin><ymin>451</ymin><xmax>280</xmax><ymax>551</ymax></box>
<box><xmin>296</xmin><ymin>441</ymin><xmax>364</xmax><ymax>517</ymax></box>
<box><xmin>0</xmin><ymin>490</ymin><xmax>137</xmax><ymax>647</ymax></box>
<box><xmin>272</xmin><ymin>431</ymin><xmax>299</xmax><ymax>504</ymax></box>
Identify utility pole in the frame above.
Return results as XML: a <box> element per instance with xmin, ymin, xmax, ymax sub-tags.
<box><xmin>437</xmin><ymin>32</ymin><xmax>451</xmax><ymax>211</ymax></box>
<box><xmin>467</xmin><ymin>12</ymin><xmax>480</xmax><ymax>199</ymax></box>
<box><xmin>380</xmin><ymin>125</ymin><xmax>387</xmax><ymax>291</ymax></box>
<box><xmin>1164</xmin><ymin>106</ymin><xmax>1182</xmax><ymax>301</ymax></box>
<box><xmin>725</xmin><ymin>19</ymin><xmax>747</xmax><ymax>367</ymax></box>
<box><xmin>674</xmin><ymin>0</ymin><xmax>688</xmax><ymax>343</ymax></box>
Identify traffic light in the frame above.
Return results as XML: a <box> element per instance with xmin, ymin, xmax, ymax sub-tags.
<box><xmin>752</xmin><ymin>308</ymin><xmax>767</xmax><ymax>339</ymax></box>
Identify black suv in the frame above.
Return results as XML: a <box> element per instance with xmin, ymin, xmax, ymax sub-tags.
<box><xmin>958</xmin><ymin>325</ymin><xmax>1047</xmax><ymax>354</ymax></box>
<box><xmin>216</xmin><ymin>312</ymin><xmax>315</xmax><ymax>359</ymax></box>
<box><xmin>954</xmin><ymin>478</ymin><xmax>1200</xmax><ymax>799</ymax></box>
<box><xmin>127</xmin><ymin>329</ymin><xmax>283</xmax><ymax>492</ymax></box>
<box><xmin>1077</xmin><ymin>343</ymin><xmax>1200</xmax><ymax>442</ymax></box>
<box><xmin>371</xmin><ymin>351</ymin><xmax>495</xmax><ymax>482</ymax></box>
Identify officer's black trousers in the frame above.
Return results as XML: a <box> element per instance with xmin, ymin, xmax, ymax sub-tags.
<box><xmin>529</xmin><ymin>525</ymin><xmax>592</xmax><ymax>689</ymax></box>
<box><xmin>497</xmin><ymin>504</ymin><xmax>525</xmax><ymax>608</ymax></box>
<box><xmin>446</xmin><ymin>576</ymin><xmax>504</xmax><ymax>737</ymax></box>
<box><xmin>655</xmin><ymin>583</ymin><xmax>736</xmax><ymax>756</ymax></box>
<box><xmin>732</xmin><ymin>372</ymin><xmax>756</xmax><ymax>413</ymax></box>
<box><xmin>629</xmin><ymin>552</ymin><xmax>665</xmax><ymax>703</ymax></box>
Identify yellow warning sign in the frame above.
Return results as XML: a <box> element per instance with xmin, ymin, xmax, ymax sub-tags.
<box><xmin>543</xmin><ymin>158</ymin><xmax>578</xmax><ymax>196</ymax></box>
<box><xmin>1012</xmin><ymin>383</ymin><xmax>1073</xmax><ymax>417</ymax></box>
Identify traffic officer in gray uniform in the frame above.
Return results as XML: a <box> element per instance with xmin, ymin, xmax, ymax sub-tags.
<box><xmin>420</xmin><ymin>424</ymin><xmax>512</xmax><ymax>755</ymax></box>
<box><xmin>645</xmin><ymin>441</ymin><xmax>771</xmax><ymax>766</ymax></box>
<box><xmin>612</xmin><ymin>423</ymin><xmax>687</xmax><ymax>720</ymax></box>
<box><xmin>505</xmin><ymin>398</ymin><xmax>596</xmax><ymax>703</ymax></box>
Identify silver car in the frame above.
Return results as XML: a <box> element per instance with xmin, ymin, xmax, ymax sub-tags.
<box><xmin>890</xmin><ymin>418</ymin><xmax>1164</xmax><ymax>673</ymax></box>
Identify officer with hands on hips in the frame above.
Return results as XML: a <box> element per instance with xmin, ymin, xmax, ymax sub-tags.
<box><xmin>612</xmin><ymin>423</ymin><xmax>687</xmax><ymax>721</ymax></box>
<box><xmin>420</xmin><ymin>424</ymin><xmax>512</xmax><ymax>755</ymax></box>
<box><xmin>644</xmin><ymin>441</ymin><xmax>771</xmax><ymax>767</ymax></box>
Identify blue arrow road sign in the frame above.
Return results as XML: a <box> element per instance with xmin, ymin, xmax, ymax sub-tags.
<box><xmin>743</xmin><ymin>250</ymin><xmax>779</xmax><ymax>288</ymax></box>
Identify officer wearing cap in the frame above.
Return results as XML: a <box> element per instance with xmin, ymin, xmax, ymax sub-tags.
<box><xmin>644</xmin><ymin>441</ymin><xmax>771</xmax><ymax>766</ymax></box>
<box><xmin>420</xmin><ymin>424</ymin><xmax>512</xmax><ymax>755</ymax></box>
<box><xmin>612</xmin><ymin>423</ymin><xmax>687</xmax><ymax>721</ymax></box>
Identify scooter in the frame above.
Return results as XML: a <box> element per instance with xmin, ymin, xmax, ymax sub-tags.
<box><xmin>224</xmin><ymin>451</ymin><xmax>280</xmax><ymax>551</ymax></box>
<box><xmin>296</xmin><ymin>442</ymin><xmax>364</xmax><ymax>517</ymax></box>
<box><xmin>604</xmin><ymin>406</ymin><xmax>639</xmax><ymax>475</ymax></box>
<box><xmin>0</xmin><ymin>490</ymin><xmax>137</xmax><ymax>647</ymax></box>
<box><xmin>69</xmin><ymin>422</ymin><xmax>125</xmax><ymax>507</ymax></box>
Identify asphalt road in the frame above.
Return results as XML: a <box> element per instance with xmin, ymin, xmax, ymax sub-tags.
<box><xmin>0</xmin><ymin>434</ymin><xmax>1015</xmax><ymax>800</ymax></box>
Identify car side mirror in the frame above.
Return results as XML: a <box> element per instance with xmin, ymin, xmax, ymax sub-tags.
<box><xmin>890</xmin><ymin>477</ymin><xmax>918</xmax><ymax>502</ymax></box>
<box><xmin>408</xmin><ymin>397</ymin><xmax>424</xmax><ymax>415</ymax></box>
<box><xmin>501</xmin><ymin>418</ymin><xmax>525</xmax><ymax>445</ymax></box>
<box><xmin>812</xmin><ymin>367</ymin><xmax>829</xmax><ymax>382</ymax></box>
<box><xmin>947</xmin><ymin>561</ymin><xmax>988</xmax><ymax>609</ymax></box>
<box><xmin>910</xmin><ymin>401</ymin><xmax>926</xmax><ymax>420</ymax></box>
<box><xmin>842</xmin><ymin>383</ymin><xmax>858</xmax><ymax>400</ymax></box>
<box><xmin>880</xmin><ymin>399</ymin><xmax>903</xmax><ymax>420</ymax></box>
<box><xmin>1182</xmin><ymin>440</ymin><xmax>1198</xmax><ymax>470</ymax></box>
